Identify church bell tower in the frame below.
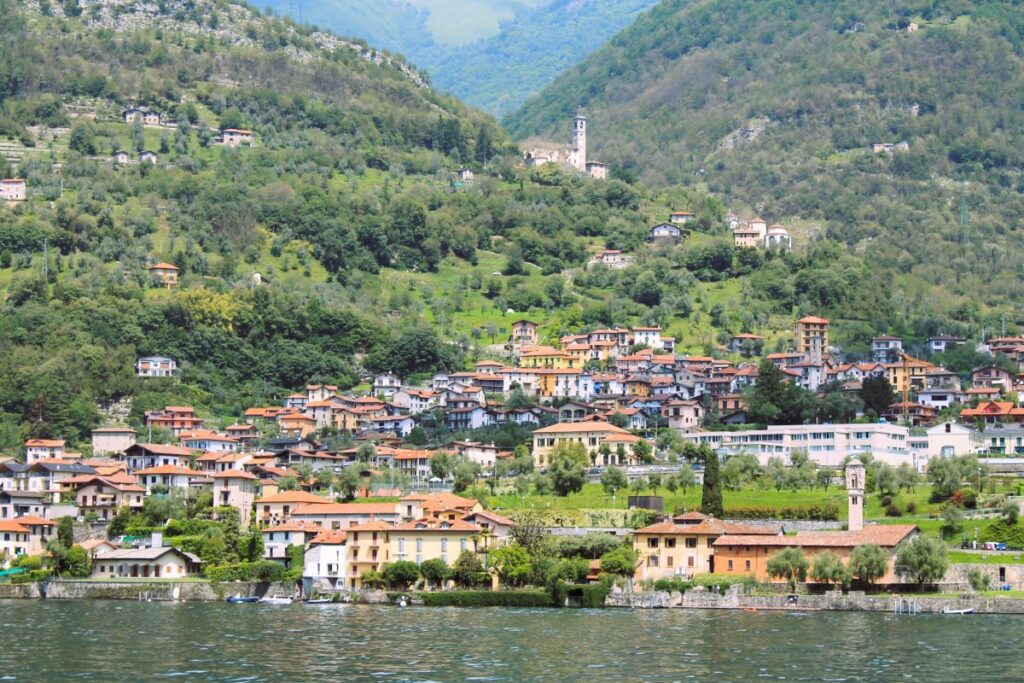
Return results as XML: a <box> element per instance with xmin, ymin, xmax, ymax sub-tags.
<box><xmin>846</xmin><ymin>460</ymin><xmax>865</xmax><ymax>532</ymax></box>
<box><xmin>572</xmin><ymin>108</ymin><xmax>587</xmax><ymax>171</ymax></box>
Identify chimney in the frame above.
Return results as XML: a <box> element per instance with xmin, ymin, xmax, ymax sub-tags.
<box><xmin>151</xmin><ymin>531</ymin><xmax>163</xmax><ymax>549</ymax></box>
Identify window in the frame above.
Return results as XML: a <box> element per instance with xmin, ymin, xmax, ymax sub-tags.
<box><xmin>647</xmin><ymin>556</ymin><xmax>659</xmax><ymax>567</ymax></box>
<box><xmin>685</xmin><ymin>538</ymin><xmax>697</xmax><ymax>548</ymax></box>
<box><xmin>416</xmin><ymin>538</ymin><xmax>423</xmax><ymax>552</ymax></box>
<box><xmin>461</xmin><ymin>539</ymin><xmax>468</xmax><ymax>552</ymax></box>
<box><xmin>665</xmin><ymin>538</ymin><xmax>676</xmax><ymax>548</ymax></box>
<box><xmin>687</xmin><ymin>556</ymin><xmax>694</xmax><ymax>567</ymax></box>
<box><xmin>667</xmin><ymin>556</ymin><xmax>673</xmax><ymax>567</ymax></box>
<box><xmin>745</xmin><ymin>560</ymin><xmax>751</xmax><ymax>570</ymax></box>
<box><xmin>727</xmin><ymin>560</ymin><xmax>733</xmax><ymax>570</ymax></box>
<box><xmin>648</xmin><ymin>538</ymin><xmax>660</xmax><ymax>548</ymax></box>
<box><xmin>398</xmin><ymin>539</ymin><xmax>405</xmax><ymax>554</ymax></box>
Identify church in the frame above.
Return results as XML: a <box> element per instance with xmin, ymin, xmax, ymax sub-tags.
<box><xmin>522</xmin><ymin>109</ymin><xmax>608</xmax><ymax>180</ymax></box>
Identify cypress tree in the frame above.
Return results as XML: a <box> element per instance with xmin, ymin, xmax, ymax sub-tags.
<box><xmin>700</xmin><ymin>446</ymin><xmax>724</xmax><ymax>517</ymax></box>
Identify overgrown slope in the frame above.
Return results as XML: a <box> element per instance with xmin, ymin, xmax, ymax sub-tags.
<box><xmin>508</xmin><ymin>0</ymin><xmax>1024</xmax><ymax>321</ymax></box>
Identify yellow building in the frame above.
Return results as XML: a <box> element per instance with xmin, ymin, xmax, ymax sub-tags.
<box><xmin>390</xmin><ymin>518</ymin><xmax>481</xmax><ymax>567</ymax></box>
<box><xmin>887</xmin><ymin>356</ymin><xmax>934</xmax><ymax>394</ymax></box>
<box><xmin>256</xmin><ymin>490</ymin><xmax>328</xmax><ymax>526</ymax></box>
<box><xmin>795</xmin><ymin>316</ymin><xmax>829</xmax><ymax>355</ymax></box>
<box><xmin>531</xmin><ymin>421</ymin><xmax>635</xmax><ymax>467</ymax></box>
<box><xmin>278</xmin><ymin>412</ymin><xmax>316</xmax><ymax>437</ymax></box>
<box><xmin>520</xmin><ymin>347</ymin><xmax>576</xmax><ymax>369</ymax></box>
<box><xmin>633</xmin><ymin>513</ymin><xmax>782</xmax><ymax>581</ymax></box>
<box><xmin>535</xmin><ymin>368</ymin><xmax>589</xmax><ymax>398</ymax></box>
<box><xmin>346</xmin><ymin>520</ymin><xmax>392</xmax><ymax>590</ymax></box>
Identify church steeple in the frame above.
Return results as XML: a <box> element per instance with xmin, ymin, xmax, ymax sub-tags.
<box><xmin>571</xmin><ymin>107</ymin><xmax>587</xmax><ymax>171</ymax></box>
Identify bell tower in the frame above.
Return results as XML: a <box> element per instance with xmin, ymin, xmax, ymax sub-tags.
<box><xmin>846</xmin><ymin>460</ymin><xmax>865</xmax><ymax>532</ymax></box>
<box><xmin>572</xmin><ymin>108</ymin><xmax>587</xmax><ymax>171</ymax></box>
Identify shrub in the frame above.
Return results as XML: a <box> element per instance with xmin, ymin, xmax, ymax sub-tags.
<box><xmin>653</xmin><ymin>577</ymin><xmax>693</xmax><ymax>593</ymax></box>
<box><xmin>205</xmin><ymin>561</ymin><xmax>284</xmax><ymax>582</ymax></box>
<box><xmin>580</xmin><ymin>581</ymin><xmax>611</xmax><ymax>608</ymax></box>
<box><xmin>725</xmin><ymin>500</ymin><xmax>840</xmax><ymax>521</ymax></box>
<box><xmin>880</xmin><ymin>495</ymin><xmax>893</xmax><ymax>508</ymax></box>
<box><xmin>419</xmin><ymin>590</ymin><xmax>553</xmax><ymax>607</ymax></box>
<box><xmin>905</xmin><ymin>501</ymin><xmax>917</xmax><ymax>515</ymax></box>
<box><xmin>885</xmin><ymin>503</ymin><xmax>902</xmax><ymax>517</ymax></box>
<box><xmin>968</xmin><ymin>569</ymin><xmax>992</xmax><ymax>592</ymax></box>
<box><xmin>11</xmin><ymin>569</ymin><xmax>53</xmax><ymax>584</ymax></box>
<box><xmin>962</xmin><ymin>490</ymin><xmax>978</xmax><ymax>510</ymax></box>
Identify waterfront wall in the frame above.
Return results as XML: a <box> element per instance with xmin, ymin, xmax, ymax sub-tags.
<box><xmin>0</xmin><ymin>580</ymin><xmax>296</xmax><ymax>602</ymax></box>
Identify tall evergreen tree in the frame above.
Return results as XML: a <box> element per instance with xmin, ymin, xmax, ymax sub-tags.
<box><xmin>700</xmin><ymin>445</ymin><xmax>723</xmax><ymax>517</ymax></box>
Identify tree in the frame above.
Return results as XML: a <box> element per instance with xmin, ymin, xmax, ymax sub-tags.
<box><xmin>510</xmin><ymin>445</ymin><xmax>534</xmax><ymax>476</ymax></box>
<box><xmin>848</xmin><ymin>544</ymin><xmax>888</xmax><ymax>586</ymax></box>
<box><xmin>1002</xmin><ymin>501</ymin><xmax>1020</xmax><ymax>525</ymax></box>
<box><xmin>895</xmin><ymin>536</ymin><xmax>948</xmax><ymax>588</ymax></box>
<box><xmin>489</xmin><ymin>544</ymin><xmax>533</xmax><ymax>587</ymax></box>
<box><xmin>62</xmin><ymin>545</ymin><xmax>91</xmax><ymax>577</ymax></box>
<box><xmin>746</xmin><ymin>360</ymin><xmax>812</xmax><ymax>425</ymax></box>
<box><xmin>599</xmin><ymin>546</ymin><xmax>639</xmax><ymax>587</ymax></box>
<box><xmin>810</xmin><ymin>550</ymin><xmax>849</xmax><ymax>586</ymax></box>
<box><xmin>336</xmin><ymin>467</ymin><xmax>362</xmax><ymax>501</ymax></box>
<box><xmin>452</xmin><ymin>551</ymin><xmax>485</xmax><ymax>588</ymax></box>
<box><xmin>453</xmin><ymin>460</ymin><xmax>482</xmax><ymax>493</ymax></box>
<box><xmin>57</xmin><ymin>516</ymin><xmax>74</xmax><ymax>548</ymax></box>
<box><xmin>859</xmin><ymin>376</ymin><xmax>895</xmax><ymax>417</ymax></box>
<box><xmin>431</xmin><ymin>451</ymin><xmax>454</xmax><ymax>481</ymax></box>
<box><xmin>816</xmin><ymin>468</ymin><xmax>837</xmax><ymax>491</ymax></box>
<box><xmin>700</xmin><ymin>447</ymin><xmax>724</xmax><ymax>517</ymax></box>
<box><xmin>675</xmin><ymin>463</ymin><xmax>696</xmax><ymax>495</ymax></box>
<box><xmin>941</xmin><ymin>504</ymin><xmax>964</xmax><ymax>538</ymax></box>
<box><xmin>419</xmin><ymin>558</ymin><xmax>451</xmax><ymax>589</ymax></box>
<box><xmin>630</xmin><ymin>476</ymin><xmax>647</xmax><ymax>496</ymax></box>
<box><xmin>766</xmin><ymin>547</ymin><xmax>808</xmax><ymax>591</ymax></box>
<box><xmin>356</xmin><ymin>443</ymin><xmax>376</xmax><ymax>462</ymax></box>
<box><xmin>510</xmin><ymin>512</ymin><xmax>549</xmax><ymax>557</ymax></box>
<box><xmin>601</xmin><ymin>466</ymin><xmax>627</xmax><ymax>496</ymax></box>
<box><xmin>360</xmin><ymin>569</ymin><xmax>386</xmax><ymax>589</ymax></box>
<box><xmin>549</xmin><ymin>449</ymin><xmax>586</xmax><ymax>497</ymax></box>
<box><xmin>277</xmin><ymin>476</ymin><xmax>298</xmax><ymax>491</ymax></box>
<box><xmin>382</xmin><ymin>560</ymin><xmax>421</xmax><ymax>589</ymax></box>
<box><xmin>876</xmin><ymin>464</ymin><xmax>898</xmax><ymax>496</ymax></box>
<box><xmin>633</xmin><ymin>440</ymin><xmax>654</xmax><ymax>465</ymax></box>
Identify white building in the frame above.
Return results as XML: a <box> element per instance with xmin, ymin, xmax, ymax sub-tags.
<box><xmin>679</xmin><ymin>423</ymin><xmax>917</xmax><ymax>468</ymax></box>
<box><xmin>372</xmin><ymin>373</ymin><xmax>402</xmax><ymax>399</ymax></box>
<box><xmin>304</xmin><ymin>530</ymin><xmax>347</xmax><ymax>589</ymax></box>
<box><xmin>0</xmin><ymin>178</ymin><xmax>26</xmax><ymax>202</ymax></box>
<box><xmin>136</xmin><ymin>356</ymin><xmax>178</xmax><ymax>378</ymax></box>
<box><xmin>24</xmin><ymin>440</ymin><xmax>65</xmax><ymax>464</ymax></box>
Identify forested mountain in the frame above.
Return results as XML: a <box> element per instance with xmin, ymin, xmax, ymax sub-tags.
<box><xmin>508</xmin><ymin>0</ymin><xmax>1024</xmax><ymax>326</ymax></box>
<box><xmin>261</xmin><ymin>0</ymin><xmax>659</xmax><ymax>116</ymax></box>
<box><xmin>0</xmin><ymin>0</ymin><xmax>718</xmax><ymax>449</ymax></box>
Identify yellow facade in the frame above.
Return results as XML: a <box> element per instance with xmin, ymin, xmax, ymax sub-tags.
<box><xmin>633</xmin><ymin>529</ymin><xmax>717</xmax><ymax>580</ymax></box>
<box><xmin>346</xmin><ymin>525</ymin><xmax>391</xmax><ymax>590</ymax></box>
<box><xmin>521</xmin><ymin>350</ymin><xmax>576</xmax><ymax>370</ymax></box>
<box><xmin>795</xmin><ymin>317</ymin><xmax>829</xmax><ymax>355</ymax></box>
<box><xmin>887</xmin><ymin>359</ymin><xmax>932</xmax><ymax>394</ymax></box>
<box><xmin>390</xmin><ymin>529</ymin><xmax>478</xmax><ymax>566</ymax></box>
<box><xmin>531</xmin><ymin>422</ymin><xmax>634</xmax><ymax>467</ymax></box>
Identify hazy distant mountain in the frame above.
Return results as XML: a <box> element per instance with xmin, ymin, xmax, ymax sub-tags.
<box><xmin>261</xmin><ymin>0</ymin><xmax>659</xmax><ymax>116</ymax></box>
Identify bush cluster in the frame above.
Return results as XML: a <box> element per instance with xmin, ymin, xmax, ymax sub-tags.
<box><xmin>419</xmin><ymin>590</ymin><xmax>553</xmax><ymax>607</ymax></box>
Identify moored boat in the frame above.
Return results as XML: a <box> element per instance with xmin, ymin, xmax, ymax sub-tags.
<box><xmin>226</xmin><ymin>595</ymin><xmax>259</xmax><ymax>604</ymax></box>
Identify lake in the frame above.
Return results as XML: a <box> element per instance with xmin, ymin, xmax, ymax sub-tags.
<box><xmin>1</xmin><ymin>601</ymin><xmax>1021</xmax><ymax>681</ymax></box>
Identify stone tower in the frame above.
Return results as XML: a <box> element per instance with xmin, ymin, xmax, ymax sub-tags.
<box><xmin>846</xmin><ymin>460</ymin><xmax>865</xmax><ymax>532</ymax></box>
<box><xmin>571</xmin><ymin>108</ymin><xmax>587</xmax><ymax>171</ymax></box>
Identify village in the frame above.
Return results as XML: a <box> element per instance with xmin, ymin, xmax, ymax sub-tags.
<box><xmin>3</xmin><ymin>309</ymin><xmax>1024</xmax><ymax>604</ymax></box>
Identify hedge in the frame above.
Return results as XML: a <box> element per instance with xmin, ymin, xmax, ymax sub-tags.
<box><xmin>420</xmin><ymin>591</ymin><xmax>554</xmax><ymax>607</ymax></box>
<box><xmin>724</xmin><ymin>501</ymin><xmax>840</xmax><ymax>521</ymax></box>
<box><xmin>579</xmin><ymin>583</ymin><xmax>611</xmax><ymax>608</ymax></box>
<box><xmin>205</xmin><ymin>561</ymin><xmax>285</xmax><ymax>582</ymax></box>
<box><xmin>11</xmin><ymin>569</ymin><xmax>53</xmax><ymax>584</ymax></box>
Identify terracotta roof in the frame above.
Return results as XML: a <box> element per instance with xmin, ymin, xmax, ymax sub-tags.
<box><xmin>210</xmin><ymin>470</ymin><xmax>257</xmax><ymax>480</ymax></box>
<box><xmin>261</xmin><ymin>521</ymin><xmax>325</xmax><ymax>534</ymax></box>
<box><xmin>533</xmin><ymin>421</ymin><xmax>630</xmax><ymax>435</ymax></box>
<box><xmin>464</xmin><ymin>510</ymin><xmax>514</xmax><ymax>526</ymax></box>
<box><xmin>308</xmin><ymin>530</ymin><xmax>348</xmax><ymax>546</ymax></box>
<box><xmin>91</xmin><ymin>427</ymin><xmax>136</xmax><ymax>433</ymax></box>
<box><xmin>147</xmin><ymin>262</ymin><xmax>179</xmax><ymax>271</ymax></box>
<box><xmin>0</xmin><ymin>520</ymin><xmax>29</xmax><ymax>533</ymax></box>
<box><xmin>291</xmin><ymin>503</ymin><xmax>399</xmax><ymax>516</ymax></box>
<box><xmin>636</xmin><ymin>518</ymin><xmax>781</xmax><ymax>536</ymax></box>
<box><xmin>14</xmin><ymin>515</ymin><xmax>55</xmax><ymax>526</ymax></box>
<box><xmin>255</xmin><ymin>491</ymin><xmax>328</xmax><ymax>505</ymax></box>
<box><xmin>279</xmin><ymin>413</ymin><xmax>316</xmax><ymax>422</ymax></box>
<box><xmin>393</xmin><ymin>518</ymin><xmax>480</xmax><ymax>532</ymax></box>
<box><xmin>713</xmin><ymin>525</ymin><xmax>917</xmax><ymax>549</ymax></box>
<box><xmin>25</xmin><ymin>439</ymin><xmax>65</xmax><ymax>448</ymax></box>
<box><xmin>796</xmin><ymin>316</ymin><xmax>830</xmax><ymax>324</ymax></box>
<box><xmin>347</xmin><ymin>520</ymin><xmax>397</xmax><ymax>532</ymax></box>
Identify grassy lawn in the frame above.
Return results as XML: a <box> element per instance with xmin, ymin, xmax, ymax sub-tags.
<box><xmin>947</xmin><ymin>551</ymin><xmax>1024</xmax><ymax>566</ymax></box>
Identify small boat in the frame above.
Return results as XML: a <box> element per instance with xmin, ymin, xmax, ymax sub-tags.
<box><xmin>305</xmin><ymin>598</ymin><xmax>333</xmax><ymax>604</ymax></box>
<box><xmin>259</xmin><ymin>596</ymin><xmax>293</xmax><ymax>605</ymax></box>
<box><xmin>397</xmin><ymin>595</ymin><xmax>408</xmax><ymax>607</ymax></box>
<box><xmin>942</xmin><ymin>606</ymin><xmax>974</xmax><ymax>615</ymax></box>
<box><xmin>226</xmin><ymin>595</ymin><xmax>259</xmax><ymax>604</ymax></box>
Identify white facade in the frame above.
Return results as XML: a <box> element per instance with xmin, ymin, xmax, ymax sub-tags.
<box><xmin>136</xmin><ymin>356</ymin><xmax>177</xmax><ymax>378</ymax></box>
<box><xmin>304</xmin><ymin>538</ymin><xmax>347</xmax><ymax>587</ymax></box>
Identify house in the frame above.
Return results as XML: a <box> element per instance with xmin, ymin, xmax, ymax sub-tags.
<box><xmin>372</xmin><ymin>373</ymin><xmax>402</xmax><ymax>398</ymax></box>
<box><xmin>278</xmin><ymin>412</ymin><xmax>317</xmax><ymax>438</ymax></box>
<box><xmin>448</xmin><ymin>441</ymin><xmax>508</xmax><ymax>469</ymax></box>
<box><xmin>346</xmin><ymin>521</ymin><xmax>394</xmax><ymax>589</ymax></box>
<box><xmin>916</xmin><ymin>388</ymin><xmax>966</xmax><ymax>411</ymax></box>
<box><xmin>291</xmin><ymin>502</ymin><xmax>403</xmax><ymax>530</ymax></box>
<box><xmin>146</xmin><ymin>262</ymin><xmax>179</xmax><ymax>288</ymax></box>
<box><xmin>395</xmin><ymin>449</ymin><xmax>437</xmax><ymax>480</ymax></box>
<box><xmin>921</xmin><ymin>422</ymin><xmax>984</xmax><ymax>458</ymax></box>
<box><xmin>180</xmin><ymin>430</ymin><xmax>239</xmax><ymax>453</ymax></box>
<box><xmin>531</xmin><ymin>421</ymin><xmax>635</xmax><ymax>467</ymax></box>
<box><xmin>26</xmin><ymin>460</ymin><xmax>96</xmax><ymax>504</ymax></box>
<box><xmin>510</xmin><ymin>319</ymin><xmax>539</xmax><ymax>347</ymax></box>
<box><xmin>961</xmin><ymin>401</ymin><xmax>1024</xmax><ymax>425</ymax></box>
<box><xmin>632</xmin><ymin>327</ymin><xmax>665</xmax><ymax>350</ymax></box>
<box><xmin>592</xmin><ymin>249</ymin><xmax>631</xmax><ymax>269</ymax></box>
<box><xmin>24</xmin><ymin>439</ymin><xmax>65</xmax><ymax>464</ymax></box>
<box><xmin>122</xmin><ymin>443</ymin><xmax>195</xmax><ymax>472</ymax></box>
<box><xmin>882</xmin><ymin>402</ymin><xmax>937</xmax><ymax>427</ymax></box>
<box><xmin>669</xmin><ymin>211</ymin><xmax>694</xmax><ymax>224</ymax></box>
<box><xmin>633</xmin><ymin>514</ymin><xmax>782</xmax><ymax>580</ymax></box>
<box><xmin>219</xmin><ymin>128</ymin><xmax>254</xmax><ymax>147</ymax></box>
<box><xmin>887</xmin><ymin>356</ymin><xmax>935</xmax><ymax>394</ymax></box>
<box><xmin>123</xmin><ymin>108</ymin><xmax>162</xmax><ymax>126</ymax></box>
<box><xmin>91</xmin><ymin>427</ymin><xmax>137</xmax><ymax>455</ymax></box>
<box><xmin>392</xmin><ymin>388</ymin><xmax>437</xmax><ymax>414</ymax></box>
<box><xmin>1</xmin><ymin>178</ymin><xmax>27</xmax><ymax>202</ymax></box>
<box><xmin>795</xmin><ymin>316</ymin><xmax>829</xmax><ymax>357</ymax></box>
<box><xmin>608</xmin><ymin>408</ymin><xmax>648</xmax><ymax>431</ymax></box>
<box><xmin>661</xmin><ymin>400</ymin><xmax>703</xmax><ymax>432</ymax></box>
<box><xmin>256</xmin><ymin>490</ymin><xmax>328</xmax><ymax>526</ymax></box>
<box><xmin>0</xmin><ymin>517</ymin><xmax>55</xmax><ymax>562</ymax></box>
<box><xmin>74</xmin><ymin>476</ymin><xmax>145</xmax><ymax>520</ymax></box>
<box><xmin>446</xmin><ymin>407</ymin><xmax>490</xmax><ymax>432</ymax></box>
<box><xmin>648</xmin><ymin>223</ymin><xmax>683</xmax><ymax>242</ymax></box>
<box><xmin>972</xmin><ymin>365</ymin><xmax>1014</xmax><ymax>391</ymax></box>
<box><xmin>144</xmin><ymin>406</ymin><xmax>203</xmax><ymax>436</ymax></box>
<box><xmin>764</xmin><ymin>224</ymin><xmax>792</xmax><ymax>250</ymax></box>
<box><xmin>210</xmin><ymin>470</ymin><xmax>257</xmax><ymax>526</ymax></box>
<box><xmin>0</xmin><ymin>490</ymin><xmax>48</xmax><ymax>520</ymax></box>
<box><xmin>224</xmin><ymin>424</ymin><xmax>260</xmax><ymax>447</ymax></box>
<box><xmin>927</xmin><ymin>335</ymin><xmax>965</xmax><ymax>355</ymax></box>
<box><xmin>140</xmin><ymin>151</ymin><xmax>158</xmax><ymax>164</ymax></box>
<box><xmin>262</xmin><ymin>521</ymin><xmax>325</xmax><ymax>565</ymax></box>
<box><xmin>114</xmin><ymin>150</ymin><xmax>130</xmax><ymax>165</ymax></box>
<box><xmin>390</xmin><ymin>518</ymin><xmax>481</xmax><ymax>568</ymax></box>
<box><xmin>729</xmin><ymin>334</ymin><xmax>764</xmax><ymax>355</ymax></box>
<box><xmin>79</xmin><ymin>538</ymin><xmax>119</xmax><ymax>557</ymax></box>
<box><xmin>403</xmin><ymin>492</ymin><xmax>482</xmax><ymax>522</ymax></box>
<box><xmin>367</xmin><ymin>415</ymin><xmax>415</xmax><ymax>437</ymax></box>
<box><xmin>872</xmin><ymin>336</ymin><xmax>904</xmax><ymax>364</ymax></box>
<box><xmin>713</xmin><ymin>524</ymin><xmax>918</xmax><ymax>584</ymax></box>
<box><xmin>724</xmin><ymin>212</ymin><xmax>740</xmax><ymax>229</ymax></box>
<box><xmin>304</xmin><ymin>530</ymin><xmax>348</xmax><ymax>589</ymax></box>
<box><xmin>462</xmin><ymin>510</ymin><xmax>514</xmax><ymax>550</ymax></box>
<box><xmin>0</xmin><ymin>461</ymin><xmax>28</xmax><ymax>492</ymax></box>
<box><xmin>132</xmin><ymin>465</ymin><xmax>205</xmax><ymax>494</ymax></box>
<box><xmin>585</xmin><ymin>160</ymin><xmax>608</xmax><ymax>179</ymax></box>
<box><xmin>559</xmin><ymin>401</ymin><xmax>596</xmax><ymax>423</ymax></box>
<box><xmin>91</xmin><ymin>546</ymin><xmax>202</xmax><ymax>579</ymax></box>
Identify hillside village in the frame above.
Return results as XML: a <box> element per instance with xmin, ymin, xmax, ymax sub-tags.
<box><xmin>3</xmin><ymin>305</ymin><xmax>1022</xmax><ymax>592</ymax></box>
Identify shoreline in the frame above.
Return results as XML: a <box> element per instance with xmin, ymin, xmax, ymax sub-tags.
<box><xmin>5</xmin><ymin>581</ymin><xmax>1024</xmax><ymax>615</ymax></box>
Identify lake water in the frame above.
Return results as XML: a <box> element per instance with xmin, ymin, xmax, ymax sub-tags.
<box><xmin>1</xmin><ymin>601</ymin><xmax>1022</xmax><ymax>681</ymax></box>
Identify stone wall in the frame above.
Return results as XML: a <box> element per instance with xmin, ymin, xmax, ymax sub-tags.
<box><xmin>0</xmin><ymin>580</ymin><xmax>296</xmax><ymax>602</ymax></box>
<box><xmin>945</xmin><ymin>563</ymin><xmax>1024</xmax><ymax>590</ymax></box>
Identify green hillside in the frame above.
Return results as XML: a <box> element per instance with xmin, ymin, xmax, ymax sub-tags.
<box><xmin>507</xmin><ymin>0</ymin><xmax>1024</xmax><ymax>324</ymax></box>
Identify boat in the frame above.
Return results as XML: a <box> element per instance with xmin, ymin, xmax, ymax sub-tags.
<box><xmin>305</xmin><ymin>598</ymin><xmax>333</xmax><ymax>604</ymax></box>
<box><xmin>259</xmin><ymin>596</ymin><xmax>293</xmax><ymax>605</ymax></box>
<box><xmin>226</xmin><ymin>595</ymin><xmax>259</xmax><ymax>604</ymax></box>
<box><xmin>942</xmin><ymin>606</ymin><xmax>974</xmax><ymax>615</ymax></box>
